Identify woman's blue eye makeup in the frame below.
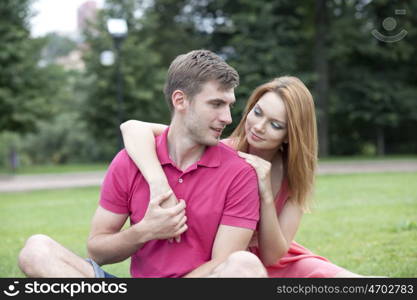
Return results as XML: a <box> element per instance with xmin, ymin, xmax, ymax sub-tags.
<box><xmin>271</xmin><ymin>122</ymin><xmax>282</xmax><ymax>130</ymax></box>
<box><xmin>253</xmin><ymin>105</ymin><xmax>285</xmax><ymax>130</ymax></box>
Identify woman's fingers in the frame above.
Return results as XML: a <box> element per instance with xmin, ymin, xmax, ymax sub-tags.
<box><xmin>175</xmin><ymin>224</ymin><xmax>188</xmax><ymax>236</ymax></box>
<box><xmin>175</xmin><ymin>215</ymin><xmax>187</xmax><ymax>230</ymax></box>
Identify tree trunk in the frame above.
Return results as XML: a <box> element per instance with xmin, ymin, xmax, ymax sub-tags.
<box><xmin>376</xmin><ymin>126</ymin><xmax>385</xmax><ymax>156</ymax></box>
<box><xmin>314</xmin><ymin>0</ymin><xmax>329</xmax><ymax>157</ymax></box>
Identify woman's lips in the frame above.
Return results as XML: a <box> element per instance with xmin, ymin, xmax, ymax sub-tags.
<box><xmin>250</xmin><ymin>131</ymin><xmax>265</xmax><ymax>141</ymax></box>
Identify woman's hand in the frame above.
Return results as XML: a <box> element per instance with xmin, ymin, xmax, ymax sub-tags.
<box><xmin>237</xmin><ymin>151</ymin><xmax>273</xmax><ymax>200</ymax></box>
<box><xmin>149</xmin><ymin>180</ymin><xmax>183</xmax><ymax>243</ymax></box>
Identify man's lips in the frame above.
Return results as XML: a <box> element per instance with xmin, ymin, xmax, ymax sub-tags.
<box><xmin>210</xmin><ymin>127</ymin><xmax>224</xmax><ymax>133</ymax></box>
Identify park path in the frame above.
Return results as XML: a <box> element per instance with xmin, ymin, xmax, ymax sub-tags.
<box><xmin>0</xmin><ymin>160</ymin><xmax>417</xmax><ymax>193</ymax></box>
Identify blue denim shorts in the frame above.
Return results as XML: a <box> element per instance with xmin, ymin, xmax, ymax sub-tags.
<box><xmin>85</xmin><ymin>258</ymin><xmax>117</xmax><ymax>278</ymax></box>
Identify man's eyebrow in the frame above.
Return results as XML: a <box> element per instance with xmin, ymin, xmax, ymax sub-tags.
<box><xmin>208</xmin><ymin>98</ymin><xmax>235</xmax><ymax>105</ymax></box>
<box><xmin>209</xmin><ymin>98</ymin><xmax>227</xmax><ymax>102</ymax></box>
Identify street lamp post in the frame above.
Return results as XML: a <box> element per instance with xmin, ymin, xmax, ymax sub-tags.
<box><xmin>107</xmin><ymin>18</ymin><xmax>128</xmax><ymax>150</ymax></box>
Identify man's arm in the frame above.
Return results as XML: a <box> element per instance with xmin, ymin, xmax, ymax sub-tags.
<box><xmin>87</xmin><ymin>207</ymin><xmax>146</xmax><ymax>265</ymax></box>
<box><xmin>87</xmin><ymin>191</ymin><xmax>187</xmax><ymax>266</ymax></box>
<box><xmin>183</xmin><ymin>225</ymin><xmax>253</xmax><ymax>277</ymax></box>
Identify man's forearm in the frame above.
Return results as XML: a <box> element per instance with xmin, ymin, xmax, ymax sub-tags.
<box><xmin>87</xmin><ymin>222</ymin><xmax>152</xmax><ymax>265</ymax></box>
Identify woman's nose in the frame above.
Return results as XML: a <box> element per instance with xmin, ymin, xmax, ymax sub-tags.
<box><xmin>253</xmin><ymin>120</ymin><xmax>266</xmax><ymax>132</ymax></box>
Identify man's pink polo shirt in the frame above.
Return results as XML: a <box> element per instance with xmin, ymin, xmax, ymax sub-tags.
<box><xmin>99</xmin><ymin>128</ymin><xmax>260</xmax><ymax>277</ymax></box>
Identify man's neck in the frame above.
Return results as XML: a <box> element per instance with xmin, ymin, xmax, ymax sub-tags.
<box><xmin>167</xmin><ymin>123</ymin><xmax>206</xmax><ymax>171</ymax></box>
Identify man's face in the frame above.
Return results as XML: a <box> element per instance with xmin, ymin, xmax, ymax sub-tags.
<box><xmin>184</xmin><ymin>81</ymin><xmax>235</xmax><ymax>146</ymax></box>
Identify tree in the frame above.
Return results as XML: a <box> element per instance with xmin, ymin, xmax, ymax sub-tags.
<box><xmin>0</xmin><ymin>0</ymin><xmax>54</xmax><ymax>133</ymax></box>
<box><xmin>328</xmin><ymin>0</ymin><xmax>417</xmax><ymax>155</ymax></box>
<box><xmin>313</xmin><ymin>0</ymin><xmax>330</xmax><ymax>157</ymax></box>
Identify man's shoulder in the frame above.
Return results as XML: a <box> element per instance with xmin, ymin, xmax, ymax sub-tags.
<box><xmin>108</xmin><ymin>149</ymin><xmax>138</xmax><ymax>173</ymax></box>
<box><xmin>111</xmin><ymin>149</ymin><xmax>131</xmax><ymax>163</ymax></box>
<box><xmin>216</xmin><ymin>142</ymin><xmax>253</xmax><ymax>171</ymax></box>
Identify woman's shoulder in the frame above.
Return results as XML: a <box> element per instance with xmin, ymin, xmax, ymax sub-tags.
<box><xmin>220</xmin><ymin>137</ymin><xmax>236</xmax><ymax>149</ymax></box>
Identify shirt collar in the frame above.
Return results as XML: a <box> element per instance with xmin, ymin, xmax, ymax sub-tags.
<box><xmin>156</xmin><ymin>127</ymin><xmax>220</xmax><ymax>169</ymax></box>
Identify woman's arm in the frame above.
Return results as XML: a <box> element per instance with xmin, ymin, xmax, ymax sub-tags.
<box><xmin>120</xmin><ymin>120</ymin><xmax>176</xmax><ymax>206</ymax></box>
<box><xmin>258</xmin><ymin>193</ymin><xmax>303</xmax><ymax>266</ymax></box>
<box><xmin>237</xmin><ymin>152</ymin><xmax>303</xmax><ymax>266</ymax></box>
<box><xmin>120</xmin><ymin>120</ymin><xmax>182</xmax><ymax>242</ymax></box>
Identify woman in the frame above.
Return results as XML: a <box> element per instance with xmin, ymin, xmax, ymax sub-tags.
<box><xmin>120</xmin><ymin>76</ymin><xmax>362</xmax><ymax>277</ymax></box>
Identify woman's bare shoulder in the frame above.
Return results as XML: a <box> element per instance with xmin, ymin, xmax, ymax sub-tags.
<box><xmin>220</xmin><ymin>138</ymin><xmax>237</xmax><ymax>150</ymax></box>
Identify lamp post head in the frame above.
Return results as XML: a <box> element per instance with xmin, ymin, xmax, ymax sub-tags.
<box><xmin>107</xmin><ymin>18</ymin><xmax>128</xmax><ymax>39</ymax></box>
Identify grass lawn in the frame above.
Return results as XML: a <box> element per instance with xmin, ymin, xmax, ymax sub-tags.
<box><xmin>1</xmin><ymin>172</ymin><xmax>416</xmax><ymax>278</ymax></box>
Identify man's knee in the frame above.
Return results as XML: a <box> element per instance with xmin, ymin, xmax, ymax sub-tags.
<box><xmin>217</xmin><ymin>251</ymin><xmax>267</xmax><ymax>277</ymax></box>
<box><xmin>18</xmin><ymin>234</ymin><xmax>56</xmax><ymax>275</ymax></box>
<box><xmin>228</xmin><ymin>251</ymin><xmax>264</xmax><ymax>268</ymax></box>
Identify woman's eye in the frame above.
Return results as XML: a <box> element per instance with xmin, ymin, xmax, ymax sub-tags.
<box><xmin>254</xmin><ymin>107</ymin><xmax>261</xmax><ymax>115</ymax></box>
<box><xmin>271</xmin><ymin>122</ymin><xmax>282</xmax><ymax>130</ymax></box>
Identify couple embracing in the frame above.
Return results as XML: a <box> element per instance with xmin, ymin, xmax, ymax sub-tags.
<box><xmin>19</xmin><ymin>49</ymin><xmax>360</xmax><ymax>278</ymax></box>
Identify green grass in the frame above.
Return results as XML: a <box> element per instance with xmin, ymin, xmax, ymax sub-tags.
<box><xmin>297</xmin><ymin>172</ymin><xmax>417</xmax><ymax>277</ymax></box>
<box><xmin>0</xmin><ymin>187</ymin><xmax>130</xmax><ymax>277</ymax></box>
<box><xmin>1</xmin><ymin>172</ymin><xmax>416</xmax><ymax>277</ymax></box>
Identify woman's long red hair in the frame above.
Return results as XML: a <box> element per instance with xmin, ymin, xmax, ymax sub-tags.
<box><xmin>230</xmin><ymin>76</ymin><xmax>318</xmax><ymax>211</ymax></box>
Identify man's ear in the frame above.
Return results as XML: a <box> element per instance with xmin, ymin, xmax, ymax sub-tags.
<box><xmin>171</xmin><ymin>90</ymin><xmax>188</xmax><ymax>112</ymax></box>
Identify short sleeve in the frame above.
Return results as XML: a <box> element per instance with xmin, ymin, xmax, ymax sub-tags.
<box><xmin>99</xmin><ymin>150</ymin><xmax>132</xmax><ymax>214</ymax></box>
<box><xmin>220</xmin><ymin>165</ymin><xmax>260</xmax><ymax>230</ymax></box>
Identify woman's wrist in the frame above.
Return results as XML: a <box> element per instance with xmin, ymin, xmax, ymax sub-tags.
<box><xmin>260</xmin><ymin>189</ymin><xmax>275</xmax><ymax>204</ymax></box>
<box><xmin>148</xmin><ymin>177</ymin><xmax>171</xmax><ymax>194</ymax></box>
<box><xmin>144</xmin><ymin>167</ymin><xmax>169</xmax><ymax>186</ymax></box>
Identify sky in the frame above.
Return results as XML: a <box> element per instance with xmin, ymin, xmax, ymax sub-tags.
<box><xmin>30</xmin><ymin>0</ymin><xmax>104</xmax><ymax>37</ymax></box>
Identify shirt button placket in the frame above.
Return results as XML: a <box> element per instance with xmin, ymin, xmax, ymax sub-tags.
<box><xmin>178</xmin><ymin>178</ymin><xmax>183</xmax><ymax>183</ymax></box>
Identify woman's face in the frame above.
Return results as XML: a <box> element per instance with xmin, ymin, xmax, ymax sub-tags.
<box><xmin>244</xmin><ymin>91</ymin><xmax>288</xmax><ymax>151</ymax></box>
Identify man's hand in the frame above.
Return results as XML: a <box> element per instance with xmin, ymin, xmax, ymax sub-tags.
<box><xmin>149</xmin><ymin>181</ymin><xmax>183</xmax><ymax>242</ymax></box>
<box><xmin>138</xmin><ymin>191</ymin><xmax>188</xmax><ymax>241</ymax></box>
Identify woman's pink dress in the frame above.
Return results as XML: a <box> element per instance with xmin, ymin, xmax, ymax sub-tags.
<box><xmin>248</xmin><ymin>179</ymin><xmax>344</xmax><ymax>277</ymax></box>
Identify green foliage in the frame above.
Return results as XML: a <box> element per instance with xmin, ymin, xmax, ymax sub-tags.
<box><xmin>327</xmin><ymin>0</ymin><xmax>417</xmax><ymax>155</ymax></box>
<box><xmin>0</xmin><ymin>0</ymin><xmax>55</xmax><ymax>133</ymax></box>
<box><xmin>1</xmin><ymin>0</ymin><xmax>416</xmax><ymax>166</ymax></box>
<box><xmin>40</xmin><ymin>33</ymin><xmax>78</xmax><ymax>64</ymax></box>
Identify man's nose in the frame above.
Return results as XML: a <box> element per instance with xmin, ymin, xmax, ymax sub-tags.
<box><xmin>219</xmin><ymin>107</ymin><xmax>232</xmax><ymax>125</ymax></box>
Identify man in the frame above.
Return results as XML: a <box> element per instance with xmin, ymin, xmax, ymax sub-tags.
<box><xmin>18</xmin><ymin>50</ymin><xmax>266</xmax><ymax>278</ymax></box>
